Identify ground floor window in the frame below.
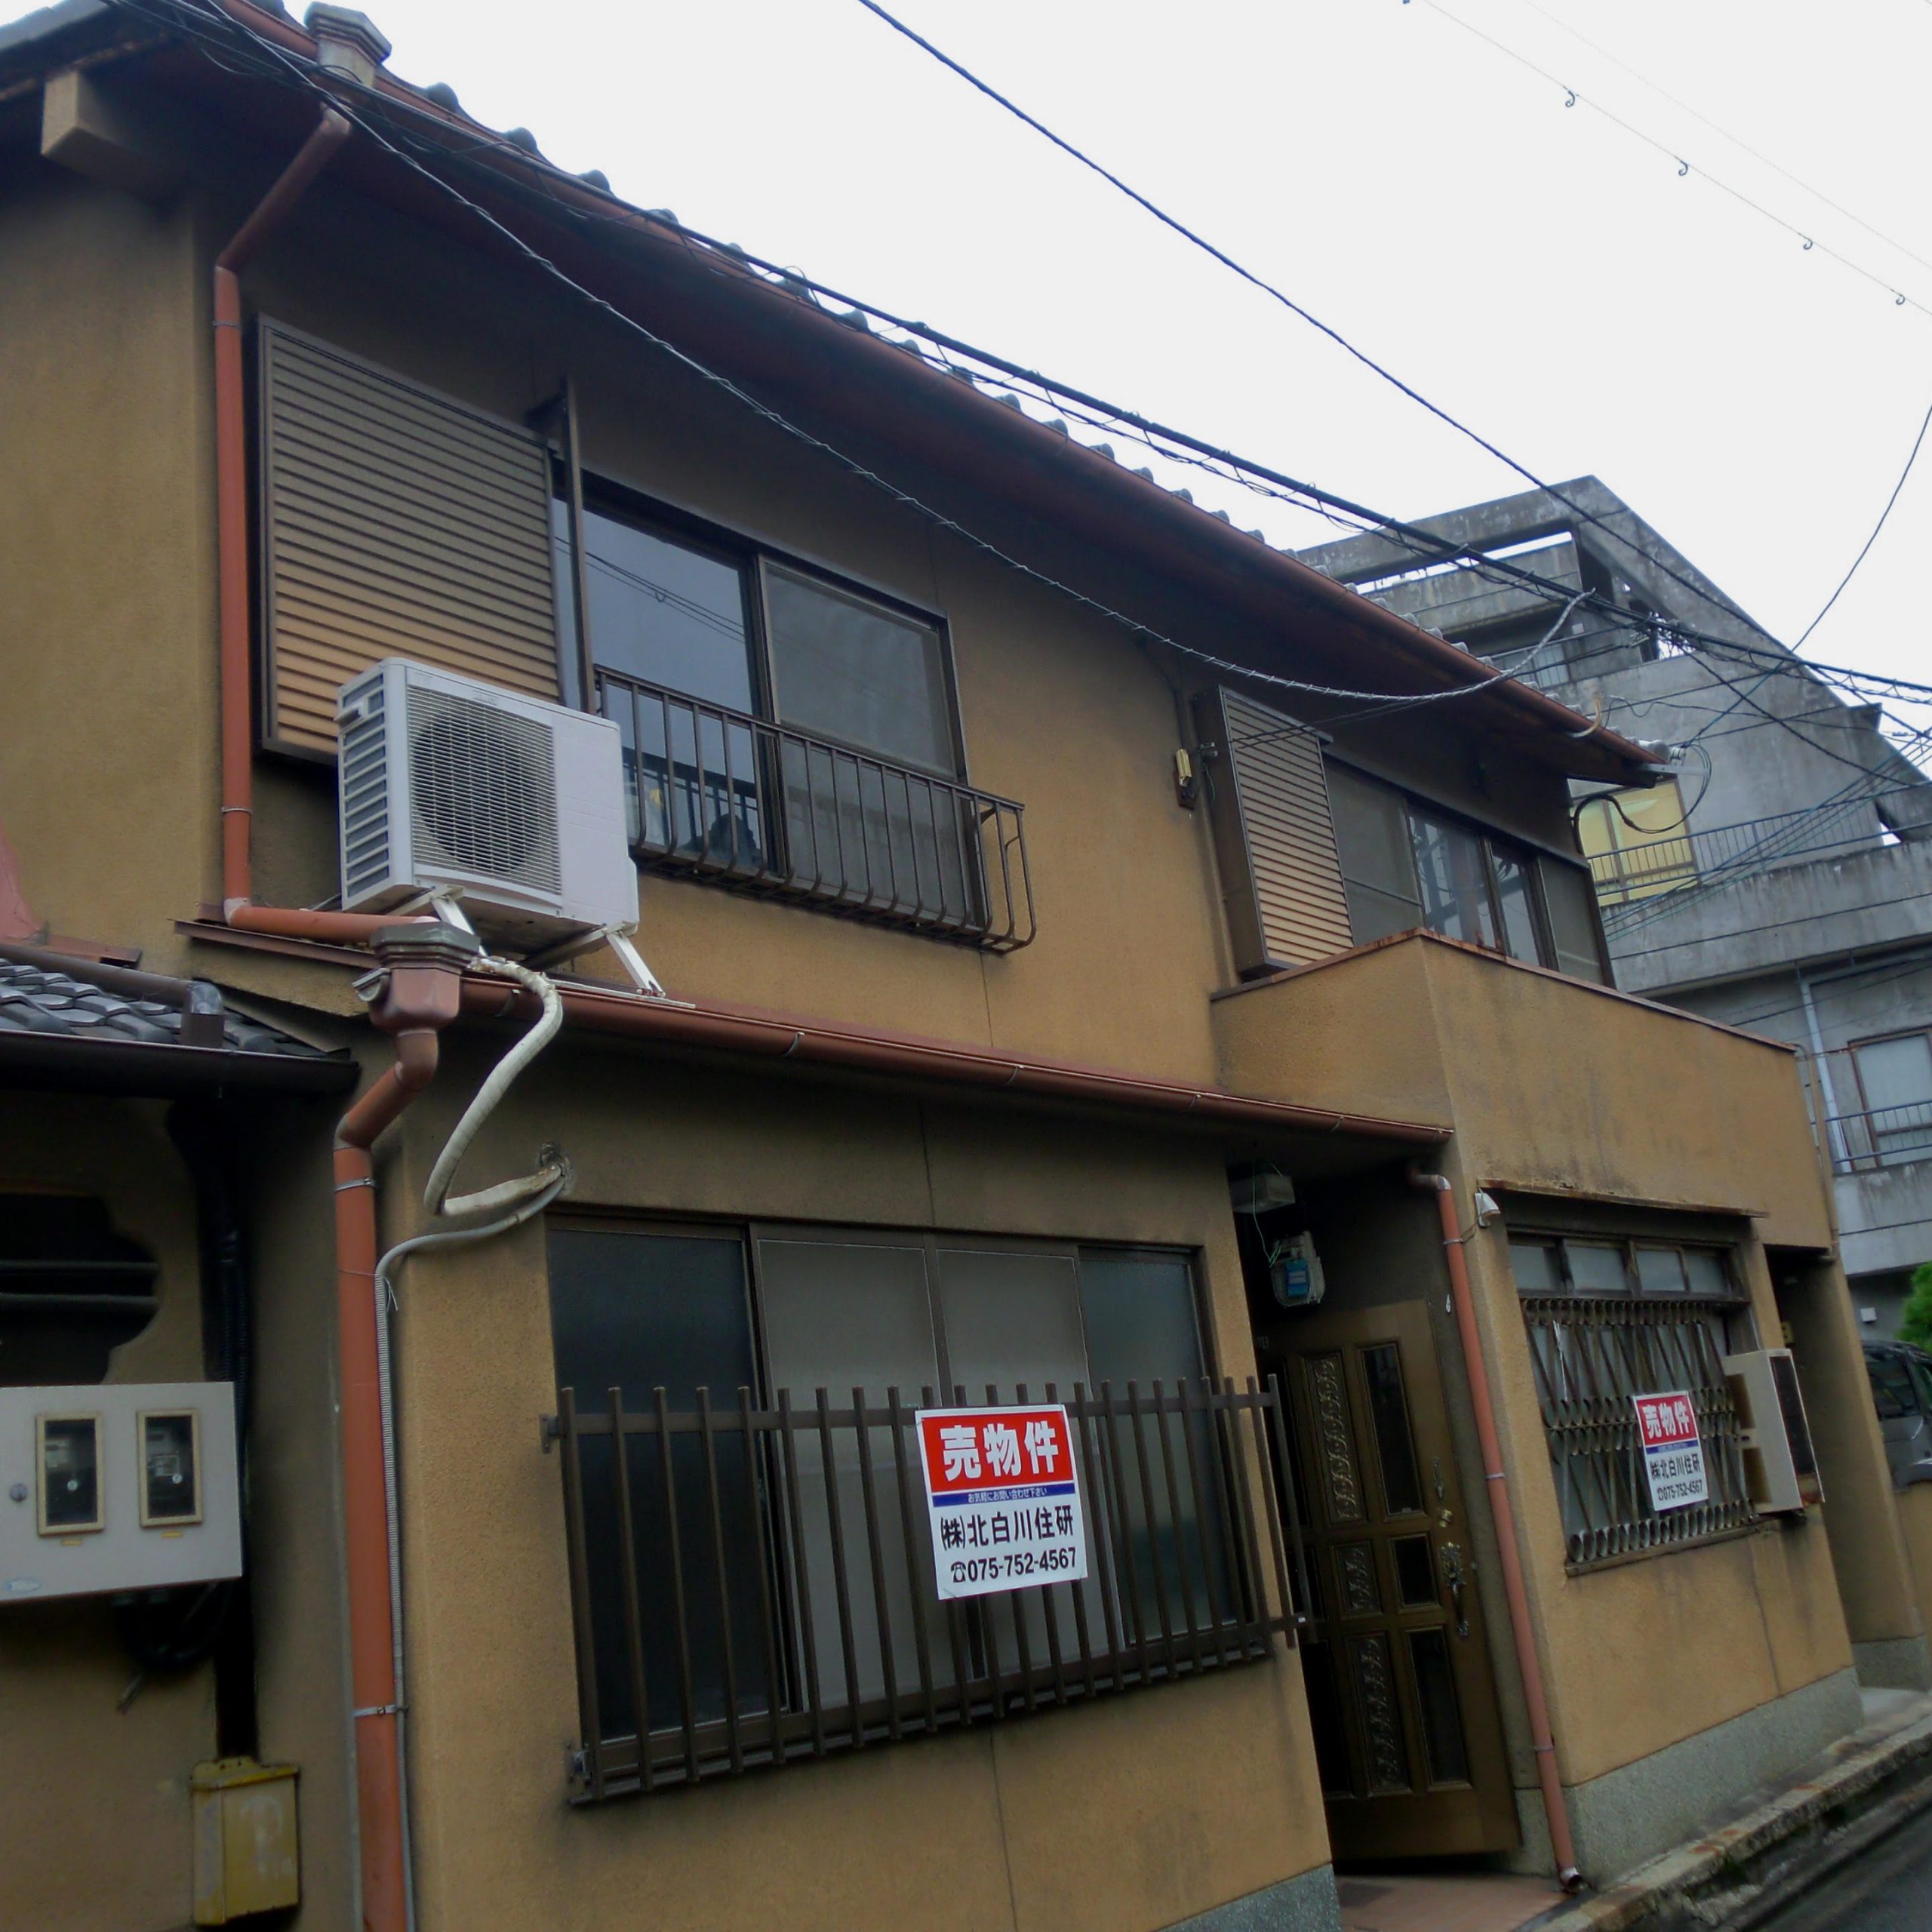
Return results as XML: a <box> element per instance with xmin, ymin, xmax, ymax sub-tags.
<box><xmin>544</xmin><ymin>1221</ymin><xmax>1300</xmax><ymax>1796</ymax></box>
<box><xmin>1507</xmin><ymin>1232</ymin><xmax>1759</xmax><ymax>1568</ymax></box>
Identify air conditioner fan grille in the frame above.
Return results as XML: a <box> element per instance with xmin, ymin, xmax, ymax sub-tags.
<box><xmin>406</xmin><ymin>685</ymin><xmax>561</xmax><ymax>893</ymax></box>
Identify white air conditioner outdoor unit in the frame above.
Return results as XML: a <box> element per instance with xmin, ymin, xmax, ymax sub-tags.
<box><xmin>337</xmin><ymin>660</ymin><xmax>639</xmax><ymax>954</ymax></box>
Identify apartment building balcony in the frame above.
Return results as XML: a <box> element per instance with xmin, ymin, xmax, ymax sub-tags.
<box><xmin>1825</xmin><ymin>1097</ymin><xmax>1932</xmax><ymax>1280</ymax></box>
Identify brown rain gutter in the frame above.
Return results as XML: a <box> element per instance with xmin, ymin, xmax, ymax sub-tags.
<box><xmin>1410</xmin><ymin>1168</ymin><xmax>1581</xmax><ymax>1890</ymax></box>
<box><xmin>332</xmin><ymin>925</ymin><xmax>480</xmax><ymax>1932</ymax></box>
<box><xmin>460</xmin><ymin>974</ymin><xmax>1450</xmax><ymax>1146</ymax></box>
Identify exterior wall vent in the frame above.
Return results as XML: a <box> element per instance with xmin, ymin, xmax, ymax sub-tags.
<box><xmin>337</xmin><ymin>659</ymin><xmax>636</xmax><ymax>948</ymax></box>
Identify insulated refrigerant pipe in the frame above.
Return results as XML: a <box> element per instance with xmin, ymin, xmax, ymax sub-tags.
<box><xmin>1409</xmin><ymin>1168</ymin><xmax>1582</xmax><ymax>1891</ymax></box>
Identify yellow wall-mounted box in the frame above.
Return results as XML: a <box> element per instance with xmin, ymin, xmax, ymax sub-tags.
<box><xmin>191</xmin><ymin>1758</ymin><xmax>300</xmax><ymax>1924</ymax></box>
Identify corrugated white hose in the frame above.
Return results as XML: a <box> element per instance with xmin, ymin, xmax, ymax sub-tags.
<box><xmin>421</xmin><ymin>954</ymin><xmax>568</xmax><ymax>1221</ymax></box>
<box><xmin>368</xmin><ymin>952</ymin><xmax>568</xmax><ymax>1932</ymax></box>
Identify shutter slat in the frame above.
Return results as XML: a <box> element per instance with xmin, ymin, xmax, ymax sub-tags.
<box><xmin>260</xmin><ymin>321</ymin><xmax>561</xmax><ymax>752</ymax></box>
<box><xmin>1220</xmin><ymin>691</ymin><xmax>1354</xmax><ymax>967</ymax></box>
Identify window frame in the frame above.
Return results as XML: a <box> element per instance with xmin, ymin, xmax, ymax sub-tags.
<box><xmin>1846</xmin><ymin>1028</ymin><xmax>1932</xmax><ymax>1158</ymax></box>
<box><xmin>543</xmin><ymin>1212</ymin><xmax>1259</xmax><ymax>1790</ymax></box>
<box><xmin>558</xmin><ymin>469</ymin><xmax>971</xmax><ymax>784</ymax></box>
<box><xmin>1323</xmin><ymin>754</ymin><xmax>1607</xmax><ymax>977</ymax></box>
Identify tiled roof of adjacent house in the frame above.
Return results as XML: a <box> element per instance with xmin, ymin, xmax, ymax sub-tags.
<box><xmin>0</xmin><ymin>958</ymin><xmax>331</xmax><ymax>1059</ymax></box>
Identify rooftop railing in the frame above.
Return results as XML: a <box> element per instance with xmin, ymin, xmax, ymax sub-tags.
<box><xmin>595</xmin><ymin>667</ymin><xmax>1035</xmax><ymax>951</ymax></box>
<box><xmin>545</xmin><ymin>1378</ymin><xmax>1302</xmax><ymax>1799</ymax></box>
<box><xmin>1592</xmin><ymin>795</ymin><xmax>1891</xmax><ymax>921</ymax></box>
<box><xmin>1823</xmin><ymin>1100</ymin><xmax>1932</xmax><ymax>1175</ymax></box>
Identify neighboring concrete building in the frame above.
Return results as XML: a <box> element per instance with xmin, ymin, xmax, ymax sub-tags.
<box><xmin>4</xmin><ymin>8</ymin><xmax>1930</xmax><ymax>1931</ymax></box>
<box><xmin>1301</xmin><ymin>481</ymin><xmax>1932</xmax><ymax>1336</ymax></box>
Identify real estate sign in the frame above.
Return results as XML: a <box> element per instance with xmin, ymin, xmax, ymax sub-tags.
<box><xmin>1632</xmin><ymin>1390</ymin><xmax>1708</xmax><ymax>1512</ymax></box>
<box><xmin>915</xmin><ymin>1404</ymin><xmax>1088</xmax><ymax>1600</ymax></box>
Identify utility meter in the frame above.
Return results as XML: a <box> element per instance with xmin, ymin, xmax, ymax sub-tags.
<box><xmin>1</xmin><ymin>1383</ymin><xmax>241</xmax><ymax>1603</ymax></box>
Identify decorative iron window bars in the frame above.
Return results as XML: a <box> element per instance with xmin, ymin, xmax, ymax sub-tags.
<box><xmin>545</xmin><ymin>1379</ymin><xmax>1303</xmax><ymax>1799</ymax></box>
<box><xmin>595</xmin><ymin>668</ymin><xmax>1035</xmax><ymax>951</ymax></box>
<box><xmin>1520</xmin><ymin>1297</ymin><xmax>1756</xmax><ymax>1568</ymax></box>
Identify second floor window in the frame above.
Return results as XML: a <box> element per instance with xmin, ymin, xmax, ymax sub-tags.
<box><xmin>553</xmin><ymin>491</ymin><xmax>1030</xmax><ymax>946</ymax></box>
<box><xmin>1326</xmin><ymin>763</ymin><xmax>1607</xmax><ymax>982</ymax></box>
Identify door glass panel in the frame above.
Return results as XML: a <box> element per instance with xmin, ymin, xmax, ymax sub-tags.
<box><xmin>1492</xmin><ymin>846</ymin><xmax>1542</xmax><ymax>963</ymax></box>
<box><xmin>546</xmin><ymin>1227</ymin><xmax>765</xmax><ymax>1740</ymax></box>
<box><xmin>1363</xmin><ymin>1343</ymin><xmax>1425</xmax><ymax>1517</ymax></box>
<box><xmin>1349</xmin><ymin>1632</ymin><xmax>1412</xmax><ymax>1794</ymax></box>
<box><xmin>1635</xmin><ymin>1247</ymin><xmax>1687</xmax><ymax>1294</ymax></box>
<box><xmin>1411</xmin><ymin>812</ymin><xmax>1498</xmax><ymax>949</ymax></box>
<box><xmin>758</xmin><ymin>1237</ymin><xmax>948</xmax><ymax>1709</ymax></box>
<box><xmin>1409</xmin><ymin>1627</ymin><xmax>1472</xmax><ymax>1786</ymax></box>
<box><xmin>1392</xmin><ymin>1535</ymin><xmax>1437</xmax><ymax>1607</ymax></box>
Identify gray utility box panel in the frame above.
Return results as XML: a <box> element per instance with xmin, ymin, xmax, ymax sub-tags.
<box><xmin>1</xmin><ymin>1382</ymin><xmax>241</xmax><ymax>1604</ymax></box>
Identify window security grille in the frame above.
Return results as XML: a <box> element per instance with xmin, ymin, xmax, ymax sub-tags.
<box><xmin>546</xmin><ymin>1378</ymin><xmax>1300</xmax><ymax>1799</ymax></box>
<box><xmin>1521</xmin><ymin>1298</ymin><xmax>1757</xmax><ymax>1567</ymax></box>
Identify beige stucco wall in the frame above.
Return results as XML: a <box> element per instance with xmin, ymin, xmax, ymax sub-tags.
<box><xmin>1897</xmin><ymin>1481</ymin><xmax>1932</xmax><ymax>1654</ymax></box>
<box><xmin>0</xmin><ymin>158</ymin><xmax>217</xmax><ymax>955</ymax></box>
<box><xmin>377</xmin><ymin>1038</ymin><xmax>1331</xmax><ymax>1932</ymax></box>
<box><xmin>0</xmin><ymin>1094</ymin><xmax>213</xmax><ymax>1932</ymax></box>
<box><xmin>1214</xmin><ymin>935</ymin><xmax>1863</xmax><ymax>1796</ymax></box>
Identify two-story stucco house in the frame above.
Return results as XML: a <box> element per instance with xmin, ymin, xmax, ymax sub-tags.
<box><xmin>2</xmin><ymin>6</ymin><xmax>1926</xmax><ymax>1930</ymax></box>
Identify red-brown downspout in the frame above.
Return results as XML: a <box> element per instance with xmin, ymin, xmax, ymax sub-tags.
<box><xmin>212</xmin><ymin>106</ymin><xmax>434</xmax><ymax>946</ymax></box>
<box><xmin>333</xmin><ymin>925</ymin><xmax>480</xmax><ymax>1932</ymax></box>
<box><xmin>1409</xmin><ymin>1169</ymin><xmax>1582</xmax><ymax>1891</ymax></box>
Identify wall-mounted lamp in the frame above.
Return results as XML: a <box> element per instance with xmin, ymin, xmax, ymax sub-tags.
<box><xmin>1472</xmin><ymin>1189</ymin><xmax>1502</xmax><ymax>1229</ymax></box>
<box><xmin>1173</xmin><ymin>748</ymin><xmax>1199</xmax><ymax>811</ymax></box>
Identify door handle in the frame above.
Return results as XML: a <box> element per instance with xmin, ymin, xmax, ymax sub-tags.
<box><xmin>1432</xmin><ymin>1456</ymin><xmax>1453</xmax><ymax>1529</ymax></box>
<box><xmin>1439</xmin><ymin>1542</ymin><xmax>1470</xmax><ymax>1639</ymax></box>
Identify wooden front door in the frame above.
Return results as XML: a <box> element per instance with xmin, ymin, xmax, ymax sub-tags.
<box><xmin>1274</xmin><ymin>1300</ymin><xmax>1519</xmax><ymax>1858</ymax></box>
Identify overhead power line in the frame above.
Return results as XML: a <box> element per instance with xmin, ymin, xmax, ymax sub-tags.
<box><xmin>1412</xmin><ymin>0</ymin><xmax>1932</xmax><ymax>320</ymax></box>
<box><xmin>136</xmin><ymin>0</ymin><xmax>1645</xmax><ymax>724</ymax></box>
<box><xmin>851</xmin><ymin>0</ymin><xmax>1795</xmax><ymax>638</ymax></box>
<box><xmin>1511</xmin><ymin>0</ymin><xmax>1932</xmax><ymax>285</ymax></box>
<box><xmin>137</xmin><ymin>0</ymin><xmax>1932</xmax><ymax>771</ymax></box>
<box><xmin>1792</xmin><ymin>390</ymin><xmax>1932</xmax><ymax>651</ymax></box>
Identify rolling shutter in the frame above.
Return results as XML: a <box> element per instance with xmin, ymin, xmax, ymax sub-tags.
<box><xmin>258</xmin><ymin>321</ymin><xmax>561</xmax><ymax>753</ymax></box>
<box><xmin>1196</xmin><ymin>687</ymin><xmax>1354</xmax><ymax>975</ymax></box>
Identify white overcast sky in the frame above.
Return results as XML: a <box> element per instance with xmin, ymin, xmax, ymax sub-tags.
<box><xmin>20</xmin><ymin>0</ymin><xmax>1932</xmax><ymax>743</ymax></box>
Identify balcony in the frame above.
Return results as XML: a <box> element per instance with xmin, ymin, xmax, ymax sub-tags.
<box><xmin>595</xmin><ymin>668</ymin><xmax>1035</xmax><ymax>951</ymax></box>
<box><xmin>1592</xmin><ymin>795</ymin><xmax>1890</xmax><ymax>918</ymax></box>
<box><xmin>1825</xmin><ymin>1100</ymin><xmax>1932</xmax><ymax>1176</ymax></box>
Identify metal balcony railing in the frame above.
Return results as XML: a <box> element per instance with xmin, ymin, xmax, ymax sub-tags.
<box><xmin>594</xmin><ymin>669</ymin><xmax>1035</xmax><ymax>950</ymax></box>
<box><xmin>1592</xmin><ymin>795</ymin><xmax>1890</xmax><ymax>919</ymax></box>
<box><xmin>1823</xmin><ymin>1100</ymin><xmax>1932</xmax><ymax>1174</ymax></box>
<box><xmin>546</xmin><ymin>1379</ymin><xmax>1302</xmax><ymax>1799</ymax></box>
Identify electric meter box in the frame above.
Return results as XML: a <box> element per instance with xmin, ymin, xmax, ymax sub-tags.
<box><xmin>1</xmin><ymin>1382</ymin><xmax>241</xmax><ymax>1603</ymax></box>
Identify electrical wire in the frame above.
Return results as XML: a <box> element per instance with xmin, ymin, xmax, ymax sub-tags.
<box><xmin>1411</xmin><ymin>0</ymin><xmax>1932</xmax><ymax>320</ymax></box>
<box><xmin>1509</xmin><ymin>0</ymin><xmax>1932</xmax><ymax>285</ymax></box>
<box><xmin>1792</xmin><ymin>390</ymin><xmax>1932</xmax><ymax>651</ymax></box>
<box><xmin>853</xmin><ymin>0</ymin><xmax>1849</xmax><ymax>638</ymax></box>
<box><xmin>156</xmin><ymin>0</ymin><xmax>1932</xmax><ymax>733</ymax></box>
<box><xmin>133</xmin><ymin>0</ymin><xmax>1651</xmax><ymax>724</ymax></box>
<box><xmin>124</xmin><ymin>0</ymin><xmax>1932</xmax><ymax>764</ymax></box>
